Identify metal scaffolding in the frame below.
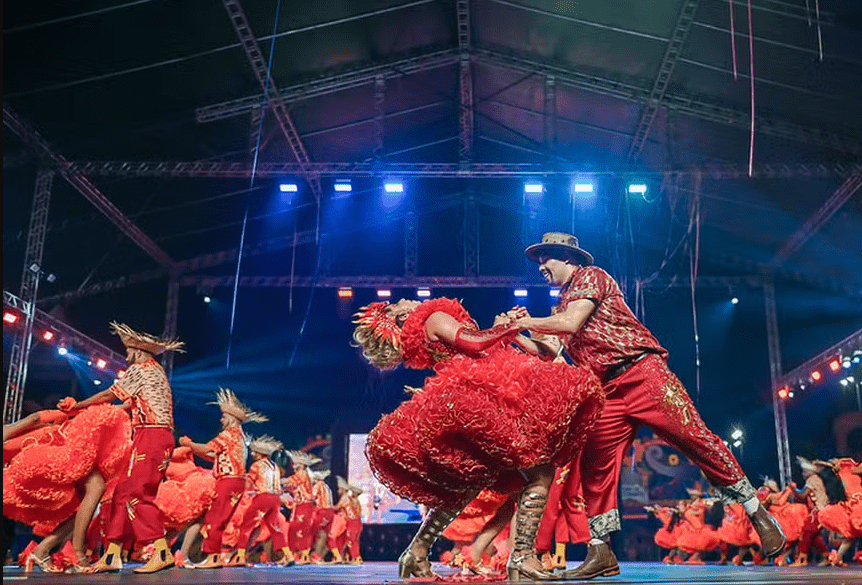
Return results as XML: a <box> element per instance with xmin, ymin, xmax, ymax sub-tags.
<box><xmin>764</xmin><ymin>279</ymin><xmax>792</xmax><ymax>488</ymax></box>
<box><xmin>4</xmin><ymin>169</ymin><xmax>53</xmax><ymax>423</ymax></box>
<box><xmin>457</xmin><ymin>0</ymin><xmax>473</xmax><ymax>166</ymax></box>
<box><xmin>161</xmin><ymin>274</ymin><xmax>180</xmax><ymax>379</ymax></box>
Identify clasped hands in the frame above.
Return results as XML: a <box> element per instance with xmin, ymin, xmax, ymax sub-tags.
<box><xmin>493</xmin><ymin>306</ymin><xmax>531</xmax><ymax>328</ymax></box>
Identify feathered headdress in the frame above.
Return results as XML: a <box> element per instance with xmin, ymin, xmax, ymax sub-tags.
<box><xmin>209</xmin><ymin>388</ymin><xmax>268</xmax><ymax>424</ymax></box>
<box><xmin>796</xmin><ymin>456</ymin><xmax>823</xmax><ymax>474</ymax></box>
<box><xmin>353</xmin><ymin>302</ymin><xmax>401</xmax><ymax>351</ymax></box>
<box><xmin>286</xmin><ymin>449</ymin><xmax>322</xmax><ymax>468</ymax></box>
<box><xmin>110</xmin><ymin>322</ymin><xmax>185</xmax><ymax>355</ymax></box>
<box><xmin>249</xmin><ymin>435</ymin><xmax>283</xmax><ymax>456</ymax></box>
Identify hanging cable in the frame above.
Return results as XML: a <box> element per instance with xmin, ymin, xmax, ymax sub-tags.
<box><xmin>746</xmin><ymin>0</ymin><xmax>756</xmax><ymax>177</ymax></box>
<box><xmin>814</xmin><ymin>0</ymin><xmax>823</xmax><ymax>61</ymax></box>
<box><xmin>728</xmin><ymin>0</ymin><xmax>738</xmax><ymax>80</ymax></box>
<box><xmin>226</xmin><ymin>0</ymin><xmax>283</xmax><ymax>370</ymax></box>
<box><xmin>689</xmin><ymin>173</ymin><xmax>702</xmax><ymax>406</ymax></box>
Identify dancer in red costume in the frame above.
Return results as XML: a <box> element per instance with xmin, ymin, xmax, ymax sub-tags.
<box><xmin>536</xmin><ymin>458</ymin><xmax>590</xmax><ymax>571</ymax></box>
<box><xmin>4</xmin><ymin>405</ymin><xmax>131</xmax><ymax>572</ymax></box>
<box><xmin>756</xmin><ymin>478</ymin><xmax>807</xmax><ymax>565</ymax></box>
<box><xmin>56</xmin><ymin>322</ymin><xmax>183</xmax><ymax>574</ymax></box>
<box><xmin>181</xmin><ymin>388</ymin><xmax>266</xmax><ymax>568</ymax></box>
<box><xmin>330</xmin><ymin>476</ymin><xmax>366</xmax><ymax>565</ymax></box>
<box><xmin>308</xmin><ymin>469</ymin><xmax>337</xmax><ymax>563</ymax></box>
<box><xmin>817</xmin><ymin>457</ymin><xmax>862</xmax><ymax>565</ymax></box>
<box><xmin>154</xmin><ymin>446</ymin><xmax>216</xmax><ymax>567</ymax></box>
<box><xmin>233</xmin><ymin>436</ymin><xmax>294</xmax><ymax>566</ymax></box>
<box><xmin>442</xmin><ymin>489</ymin><xmax>515</xmax><ymax>575</ymax></box>
<box><xmin>646</xmin><ymin>505</ymin><xmax>683</xmax><ymax>563</ymax></box>
<box><xmin>283</xmin><ymin>449</ymin><xmax>322</xmax><ymax>564</ymax></box>
<box><xmin>792</xmin><ymin>457</ymin><xmax>830</xmax><ymax>566</ymax></box>
<box><xmin>353</xmin><ymin>296</ymin><xmax>604</xmax><ymax>581</ymax></box>
<box><xmin>517</xmin><ymin>232</ymin><xmax>786</xmax><ymax>579</ymax></box>
<box><xmin>675</xmin><ymin>489</ymin><xmax>721</xmax><ymax>564</ymax></box>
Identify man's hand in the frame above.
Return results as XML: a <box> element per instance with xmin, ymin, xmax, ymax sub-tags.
<box><xmin>179</xmin><ymin>436</ymin><xmax>192</xmax><ymax>446</ymax></box>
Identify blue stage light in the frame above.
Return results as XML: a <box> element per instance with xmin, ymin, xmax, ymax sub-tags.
<box><xmin>384</xmin><ymin>181</ymin><xmax>404</xmax><ymax>193</ymax></box>
<box><xmin>514</xmin><ymin>288</ymin><xmax>528</xmax><ymax>297</ymax></box>
<box><xmin>58</xmin><ymin>347</ymin><xmax>68</xmax><ymax>356</ymax></box>
<box><xmin>524</xmin><ymin>181</ymin><xmax>543</xmax><ymax>194</ymax></box>
<box><xmin>279</xmin><ymin>183</ymin><xmax>298</xmax><ymax>193</ymax></box>
<box><xmin>334</xmin><ymin>180</ymin><xmax>352</xmax><ymax>192</ymax></box>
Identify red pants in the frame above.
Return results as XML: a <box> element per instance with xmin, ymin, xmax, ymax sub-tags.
<box><xmin>537</xmin><ymin>460</ymin><xmax>590</xmax><ymax>551</ymax></box>
<box><xmin>313</xmin><ymin>507</ymin><xmax>335</xmax><ymax>542</ymax></box>
<box><xmin>289</xmin><ymin>502</ymin><xmax>315</xmax><ymax>551</ymax></box>
<box><xmin>345</xmin><ymin>518</ymin><xmax>362</xmax><ymax>559</ymax></box>
<box><xmin>201</xmin><ymin>477</ymin><xmax>245</xmax><ymax>554</ymax></box>
<box><xmin>105</xmin><ymin>426</ymin><xmax>173</xmax><ymax>545</ymax></box>
<box><xmin>580</xmin><ymin>356</ymin><xmax>748</xmax><ymax>538</ymax></box>
<box><xmin>238</xmin><ymin>493</ymin><xmax>287</xmax><ymax>550</ymax></box>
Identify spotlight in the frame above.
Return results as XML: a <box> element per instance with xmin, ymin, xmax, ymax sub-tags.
<box><xmin>94</xmin><ymin>379</ymin><xmax>102</xmax><ymax>386</ymax></box>
<box><xmin>524</xmin><ymin>181</ymin><xmax>544</xmax><ymax>194</ymax></box>
<box><xmin>627</xmin><ymin>183</ymin><xmax>648</xmax><ymax>195</ymax></box>
<box><xmin>572</xmin><ymin>182</ymin><xmax>594</xmax><ymax>193</ymax></box>
<box><xmin>732</xmin><ymin>439</ymin><xmax>743</xmax><ymax>448</ymax></box>
<box><xmin>731</xmin><ymin>297</ymin><xmax>739</xmax><ymax>305</ymax></box>
<box><xmin>828</xmin><ymin>358</ymin><xmax>841</xmax><ymax>372</ymax></box>
<box><xmin>46</xmin><ymin>273</ymin><xmax>57</xmax><ymax>283</ymax></box>
<box><xmin>848</xmin><ymin>376</ymin><xmax>856</xmax><ymax>384</ymax></box>
<box><xmin>550</xmin><ymin>288</ymin><xmax>560</xmax><ymax>298</ymax></box>
<box><xmin>29</xmin><ymin>262</ymin><xmax>41</xmax><ymax>274</ymax></box>
<box><xmin>279</xmin><ymin>183</ymin><xmax>298</xmax><ymax>193</ymax></box>
<box><xmin>841</xmin><ymin>379</ymin><xmax>849</xmax><ymax>387</ymax></box>
<box><xmin>416</xmin><ymin>288</ymin><xmax>431</xmax><ymax>298</ymax></box>
<box><xmin>58</xmin><ymin>347</ymin><xmax>68</xmax><ymax>356</ymax></box>
<box><xmin>203</xmin><ymin>296</ymin><xmax>211</xmax><ymax>304</ymax></box>
<box><xmin>96</xmin><ymin>358</ymin><xmax>107</xmax><ymax>369</ymax></box>
<box><xmin>337</xmin><ymin>287</ymin><xmax>353</xmax><ymax>299</ymax></box>
<box><xmin>731</xmin><ymin>428</ymin><xmax>743</xmax><ymax>440</ymax></box>
<box><xmin>334</xmin><ymin>180</ymin><xmax>352</xmax><ymax>192</ymax></box>
<box><xmin>383</xmin><ymin>181</ymin><xmax>404</xmax><ymax>193</ymax></box>
<box><xmin>42</xmin><ymin>330</ymin><xmax>55</xmax><ymax>341</ymax></box>
<box><xmin>514</xmin><ymin>288</ymin><xmax>528</xmax><ymax>298</ymax></box>
<box><xmin>117</xmin><ymin>370</ymin><xmax>125</xmax><ymax>378</ymax></box>
<box><xmin>811</xmin><ymin>370</ymin><xmax>822</xmax><ymax>382</ymax></box>
<box><xmin>842</xmin><ymin>356</ymin><xmax>851</xmax><ymax>368</ymax></box>
<box><xmin>87</xmin><ymin>361</ymin><xmax>93</xmax><ymax>366</ymax></box>
<box><xmin>777</xmin><ymin>386</ymin><xmax>790</xmax><ymax>399</ymax></box>
<box><xmin>3</xmin><ymin>311</ymin><xmax>18</xmax><ymax>324</ymax></box>
<box><xmin>377</xmin><ymin>289</ymin><xmax>392</xmax><ymax>299</ymax></box>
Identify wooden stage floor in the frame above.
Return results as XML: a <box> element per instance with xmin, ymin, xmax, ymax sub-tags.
<box><xmin>4</xmin><ymin>561</ymin><xmax>860</xmax><ymax>584</ymax></box>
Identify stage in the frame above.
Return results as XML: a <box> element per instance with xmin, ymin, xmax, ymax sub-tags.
<box><xmin>4</xmin><ymin>562</ymin><xmax>859</xmax><ymax>584</ymax></box>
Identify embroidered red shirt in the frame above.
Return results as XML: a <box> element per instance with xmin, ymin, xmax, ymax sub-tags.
<box><xmin>248</xmin><ymin>458</ymin><xmax>281</xmax><ymax>494</ymax></box>
<box><xmin>312</xmin><ymin>480</ymin><xmax>333</xmax><ymax>508</ymax></box>
<box><xmin>284</xmin><ymin>469</ymin><xmax>314</xmax><ymax>502</ymax></box>
<box><xmin>337</xmin><ymin>494</ymin><xmax>362</xmax><ymax>519</ymax></box>
<box><xmin>554</xmin><ymin>266</ymin><xmax>667</xmax><ymax>382</ymax></box>
<box><xmin>206</xmin><ymin>426</ymin><xmax>246</xmax><ymax>478</ymax></box>
<box><xmin>110</xmin><ymin>358</ymin><xmax>173</xmax><ymax>428</ymax></box>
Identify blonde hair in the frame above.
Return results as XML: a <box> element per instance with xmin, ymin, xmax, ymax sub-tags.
<box><xmin>352</xmin><ymin>323</ymin><xmax>403</xmax><ymax>370</ymax></box>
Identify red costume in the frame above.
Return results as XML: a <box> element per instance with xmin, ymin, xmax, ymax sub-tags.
<box><xmin>554</xmin><ymin>266</ymin><xmax>755</xmax><ymax>538</ymax></box>
<box><xmin>285</xmin><ymin>469</ymin><xmax>315</xmax><ymax>551</ymax></box>
<box><xmin>103</xmin><ymin>359</ymin><xmax>175</xmax><ymax>546</ymax></box>
<box><xmin>200</xmin><ymin>425</ymin><xmax>247</xmax><ymax>554</ymax></box>
<box><xmin>330</xmin><ymin>492</ymin><xmax>364</xmax><ymax>560</ymax></box>
<box><xmin>536</xmin><ymin>460</ymin><xmax>590</xmax><ymax>552</ymax></box>
<box><xmin>651</xmin><ymin>506</ymin><xmax>682</xmax><ymax>555</ymax></box>
<box><xmin>365</xmin><ymin>298</ymin><xmax>604</xmax><ymax>509</ymax></box>
<box><xmin>238</xmin><ymin>458</ymin><xmax>288</xmax><ymax>551</ymax></box>
<box><xmin>3</xmin><ymin>405</ymin><xmax>131</xmax><ymax>536</ymax></box>
<box><xmin>154</xmin><ymin>446</ymin><xmax>216</xmax><ymax>531</ymax></box>
<box><xmin>676</xmin><ymin>500</ymin><xmax>720</xmax><ymax>557</ymax></box>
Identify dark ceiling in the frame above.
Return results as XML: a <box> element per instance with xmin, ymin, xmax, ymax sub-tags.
<box><xmin>3</xmin><ymin>1</ymin><xmax>862</xmax><ymax>462</ymax></box>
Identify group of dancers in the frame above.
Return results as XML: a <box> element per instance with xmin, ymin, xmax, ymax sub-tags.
<box><xmin>648</xmin><ymin>458</ymin><xmax>862</xmax><ymax>567</ymax></box>
<box><xmin>5</xmin><ymin>230</ymin><xmax>855</xmax><ymax>579</ymax></box>
<box><xmin>3</xmin><ymin>323</ymin><xmax>364</xmax><ymax>573</ymax></box>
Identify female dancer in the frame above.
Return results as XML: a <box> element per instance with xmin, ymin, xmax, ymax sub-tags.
<box><xmin>353</xmin><ymin>297</ymin><xmax>604</xmax><ymax>581</ymax></box>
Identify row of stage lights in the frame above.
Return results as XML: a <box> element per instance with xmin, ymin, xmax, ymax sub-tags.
<box><xmin>334</xmin><ymin>287</ymin><xmax>562</xmax><ymax>300</ymax></box>
<box><xmin>3</xmin><ymin>309</ymin><xmax>125</xmax><ymax>380</ymax></box>
<box><xmin>776</xmin><ymin>350</ymin><xmax>862</xmax><ymax>400</ymax></box>
<box><xmin>278</xmin><ymin>179</ymin><xmax>649</xmax><ymax>199</ymax></box>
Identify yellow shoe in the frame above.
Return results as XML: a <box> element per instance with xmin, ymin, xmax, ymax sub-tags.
<box><xmin>221</xmin><ymin>550</ymin><xmax>245</xmax><ymax>567</ymax></box>
<box><xmin>349</xmin><ymin>555</ymin><xmax>363</xmax><ymax>565</ymax></box>
<box><xmin>85</xmin><ymin>543</ymin><xmax>123</xmax><ymax>574</ymax></box>
<box><xmin>194</xmin><ymin>553</ymin><xmax>223</xmax><ymax>569</ymax></box>
<box><xmin>295</xmin><ymin>549</ymin><xmax>311</xmax><ymax>565</ymax></box>
<box><xmin>134</xmin><ymin>548</ymin><xmax>174</xmax><ymax>574</ymax></box>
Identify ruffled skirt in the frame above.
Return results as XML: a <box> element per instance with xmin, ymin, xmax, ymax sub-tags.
<box><xmin>366</xmin><ymin>350</ymin><xmax>604</xmax><ymax>509</ymax></box>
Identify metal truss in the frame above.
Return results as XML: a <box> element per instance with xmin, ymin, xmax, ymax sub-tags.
<box><xmin>179</xmin><ymin>274</ymin><xmax>539</xmax><ymax>288</ymax></box>
<box><xmin>374</xmin><ymin>74</ymin><xmax>386</xmax><ymax>158</ymax></box>
<box><xmin>463</xmin><ymin>194</ymin><xmax>478</xmax><ymax>277</ymax></box>
<box><xmin>4</xmin><ymin>170</ymin><xmax>53</xmax><ymax>423</ymax></box>
<box><xmin>763</xmin><ymin>279</ymin><xmax>792</xmax><ymax>488</ymax></box>
<box><xmin>543</xmin><ymin>75</ymin><xmax>556</xmax><ymax>158</ymax></box>
<box><xmin>3</xmin><ymin>105</ymin><xmax>175</xmax><ymax>268</ymax></box>
<box><xmin>457</xmin><ymin>0</ymin><xmax>473</xmax><ymax>165</ymax></box>
<box><xmin>777</xmin><ymin>328</ymin><xmax>862</xmax><ymax>390</ymax></box>
<box><xmin>65</xmin><ymin>159</ymin><xmax>860</xmax><ymax>179</ymax></box>
<box><xmin>195</xmin><ymin>49</ymin><xmax>459</xmax><ymax>122</ymax></box>
<box><xmin>474</xmin><ymin>49</ymin><xmax>862</xmax><ymax>156</ymax></box>
<box><xmin>221</xmin><ymin>0</ymin><xmax>321</xmax><ymax>200</ymax></box>
<box><xmin>161</xmin><ymin>274</ymin><xmax>180</xmax><ymax>379</ymax></box>
<box><xmin>627</xmin><ymin>0</ymin><xmax>701</xmax><ymax>162</ymax></box>
<box><xmin>3</xmin><ymin>290</ymin><xmax>126</xmax><ymax>375</ymax></box>
<box><xmin>404</xmin><ymin>211</ymin><xmax>418</xmax><ymax>277</ymax></box>
<box><xmin>772</xmin><ymin>168</ymin><xmax>862</xmax><ymax>265</ymax></box>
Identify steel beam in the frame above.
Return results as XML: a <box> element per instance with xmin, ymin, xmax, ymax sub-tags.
<box><xmin>772</xmin><ymin>169</ymin><xmax>862</xmax><ymax>266</ymax></box>
<box><xmin>628</xmin><ymin>0</ymin><xmax>701</xmax><ymax>162</ymax></box>
<box><xmin>195</xmin><ymin>49</ymin><xmax>458</xmax><ymax>122</ymax></box>
<box><xmin>221</xmin><ymin>0</ymin><xmax>321</xmax><ymax>200</ymax></box>
<box><xmin>3</xmin><ymin>105</ymin><xmax>175</xmax><ymax>268</ymax></box>
<box><xmin>4</xmin><ymin>169</ymin><xmax>53</xmax><ymax>423</ymax></box>
<box><xmin>764</xmin><ymin>279</ymin><xmax>792</xmax><ymax>488</ymax></box>
<box><xmin>161</xmin><ymin>274</ymin><xmax>180</xmax><ymax>379</ymax></box>
<box><xmin>776</xmin><ymin>328</ymin><xmax>862</xmax><ymax>389</ymax></box>
<box><xmin>457</xmin><ymin>0</ymin><xmax>473</xmax><ymax>165</ymax></box>
<box><xmin>374</xmin><ymin>74</ymin><xmax>386</xmax><ymax>159</ymax></box>
<box><xmin>474</xmin><ymin>49</ymin><xmax>862</xmax><ymax>156</ymax></box>
<box><xmin>404</xmin><ymin>210</ymin><xmax>418</xmax><ymax>277</ymax></box>
<box><xmin>65</xmin><ymin>159</ymin><xmax>860</xmax><ymax>179</ymax></box>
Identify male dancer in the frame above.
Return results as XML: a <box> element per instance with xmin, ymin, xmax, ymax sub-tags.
<box><xmin>516</xmin><ymin>232</ymin><xmax>786</xmax><ymax>579</ymax></box>
<box><xmin>60</xmin><ymin>322</ymin><xmax>184</xmax><ymax>574</ymax></box>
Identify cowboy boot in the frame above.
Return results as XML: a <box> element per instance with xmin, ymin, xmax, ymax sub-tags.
<box><xmin>398</xmin><ymin>507</ymin><xmax>462</xmax><ymax>578</ymax></box>
<box><xmin>749</xmin><ymin>504</ymin><xmax>786</xmax><ymax>558</ymax></box>
<box><xmin>507</xmin><ymin>489</ymin><xmax>559</xmax><ymax>581</ymax></box>
<box><xmin>561</xmin><ymin>541</ymin><xmax>620</xmax><ymax>580</ymax></box>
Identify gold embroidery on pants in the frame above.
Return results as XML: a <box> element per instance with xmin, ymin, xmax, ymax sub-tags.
<box><xmin>661</xmin><ymin>379</ymin><xmax>692</xmax><ymax>426</ymax></box>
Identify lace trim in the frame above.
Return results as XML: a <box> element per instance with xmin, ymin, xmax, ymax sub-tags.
<box><xmin>588</xmin><ymin>508</ymin><xmax>620</xmax><ymax>538</ymax></box>
<box><xmin>717</xmin><ymin>477</ymin><xmax>757</xmax><ymax>505</ymax></box>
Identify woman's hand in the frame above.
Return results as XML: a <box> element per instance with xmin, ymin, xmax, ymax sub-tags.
<box><xmin>57</xmin><ymin>396</ymin><xmax>78</xmax><ymax>412</ymax></box>
<box><xmin>179</xmin><ymin>436</ymin><xmax>192</xmax><ymax>446</ymax></box>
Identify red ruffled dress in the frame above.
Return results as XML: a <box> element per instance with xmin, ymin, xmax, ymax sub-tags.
<box><xmin>155</xmin><ymin>446</ymin><xmax>217</xmax><ymax>531</ymax></box>
<box><xmin>3</xmin><ymin>405</ymin><xmax>132</xmax><ymax>536</ymax></box>
<box><xmin>652</xmin><ymin>507</ymin><xmax>681</xmax><ymax>551</ymax></box>
<box><xmin>818</xmin><ymin>458</ymin><xmax>862</xmax><ymax>539</ymax></box>
<box><xmin>365</xmin><ymin>298</ymin><xmax>605</xmax><ymax>509</ymax></box>
<box><xmin>676</xmin><ymin>501</ymin><xmax>720</xmax><ymax>554</ymax></box>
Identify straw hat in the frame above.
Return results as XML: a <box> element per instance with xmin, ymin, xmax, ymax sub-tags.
<box><xmin>310</xmin><ymin>469</ymin><xmax>331</xmax><ymax>482</ymax></box>
<box><xmin>337</xmin><ymin>476</ymin><xmax>363</xmax><ymax>495</ymax></box>
<box><xmin>209</xmin><ymin>388</ymin><xmax>267</xmax><ymax>424</ymax></box>
<box><xmin>249</xmin><ymin>435</ymin><xmax>283</xmax><ymax>456</ymax></box>
<box><xmin>796</xmin><ymin>456</ymin><xmax>823</xmax><ymax>474</ymax></box>
<box><xmin>110</xmin><ymin>322</ymin><xmax>185</xmax><ymax>355</ymax></box>
<box><xmin>286</xmin><ymin>449</ymin><xmax>322</xmax><ymax>468</ymax></box>
<box><xmin>761</xmin><ymin>477</ymin><xmax>780</xmax><ymax>492</ymax></box>
<box><xmin>525</xmin><ymin>232</ymin><xmax>594</xmax><ymax>266</ymax></box>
